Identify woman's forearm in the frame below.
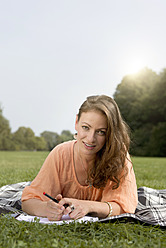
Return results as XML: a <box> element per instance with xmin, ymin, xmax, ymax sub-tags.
<box><xmin>84</xmin><ymin>200</ymin><xmax>124</xmax><ymax>218</ymax></box>
<box><xmin>60</xmin><ymin>197</ymin><xmax>124</xmax><ymax>219</ymax></box>
<box><xmin>22</xmin><ymin>198</ymin><xmax>125</xmax><ymax>220</ymax></box>
<box><xmin>22</xmin><ymin>199</ymin><xmax>47</xmax><ymax>217</ymax></box>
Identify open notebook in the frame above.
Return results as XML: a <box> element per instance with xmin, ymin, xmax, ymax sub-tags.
<box><xmin>16</xmin><ymin>214</ymin><xmax>99</xmax><ymax>225</ymax></box>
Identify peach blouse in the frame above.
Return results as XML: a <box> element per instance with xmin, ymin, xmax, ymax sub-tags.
<box><xmin>22</xmin><ymin>140</ymin><xmax>138</xmax><ymax>213</ymax></box>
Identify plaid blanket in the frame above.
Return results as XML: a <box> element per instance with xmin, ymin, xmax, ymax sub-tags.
<box><xmin>0</xmin><ymin>182</ymin><xmax>166</xmax><ymax>227</ymax></box>
<box><xmin>100</xmin><ymin>187</ymin><xmax>166</xmax><ymax>227</ymax></box>
<box><xmin>0</xmin><ymin>182</ymin><xmax>30</xmax><ymax>215</ymax></box>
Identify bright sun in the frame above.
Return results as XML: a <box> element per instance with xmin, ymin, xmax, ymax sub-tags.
<box><xmin>122</xmin><ymin>51</ymin><xmax>148</xmax><ymax>75</ymax></box>
<box><xmin>125</xmin><ymin>58</ymin><xmax>147</xmax><ymax>74</ymax></box>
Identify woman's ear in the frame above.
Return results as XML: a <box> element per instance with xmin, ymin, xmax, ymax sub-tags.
<box><xmin>75</xmin><ymin>115</ymin><xmax>78</xmax><ymax>131</ymax></box>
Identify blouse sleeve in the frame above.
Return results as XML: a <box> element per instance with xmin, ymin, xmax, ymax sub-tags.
<box><xmin>21</xmin><ymin>147</ymin><xmax>62</xmax><ymax>202</ymax></box>
<box><xmin>101</xmin><ymin>153</ymin><xmax>138</xmax><ymax>213</ymax></box>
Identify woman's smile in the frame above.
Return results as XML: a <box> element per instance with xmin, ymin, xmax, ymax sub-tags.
<box><xmin>83</xmin><ymin>141</ymin><xmax>96</xmax><ymax>150</ymax></box>
<box><xmin>75</xmin><ymin>110</ymin><xmax>107</xmax><ymax>158</ymax></box>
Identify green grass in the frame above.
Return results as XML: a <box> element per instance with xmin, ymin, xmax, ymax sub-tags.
<box><xmin>0</xmin><ymin>151</ymin><xmax>49</xmax><ymax>187</ymax></box>
<box><xmin>131</xmin><ymin>156</ymin><xmax>166</xmax><ymax>189</ymax></box>
<box><xmin>0</xmin><ymin>151</ymin><xmax>165</xmax><ymax>247</ymax></box>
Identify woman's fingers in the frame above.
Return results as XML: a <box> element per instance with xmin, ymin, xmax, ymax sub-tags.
<box><xmin>59</xmin><ymin>198</ymin><xmax>87</xmax><ymax>219</ymax></box>
<box><xmin>46</xmin><ymin>200</ymin><xmax>64</xmax><ymax>220</ymax></box>
<box><xmin>69</xmin><ymin>204</ymin><xmax>86</xmax><ymax>220</ymax></box>
<box><xmin>46</xmin><ymin>197</ymin><xmax>89</xmax><ymax>221</ymax></box>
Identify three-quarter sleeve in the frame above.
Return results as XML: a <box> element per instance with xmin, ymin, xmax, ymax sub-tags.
<box><xmin>21</xmin><ymin>147</ymin><xmax>62</xmax><ymax>202</ymax></box>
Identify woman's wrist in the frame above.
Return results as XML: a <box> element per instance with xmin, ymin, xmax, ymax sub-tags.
<box><xmin>104</xmin><ymin>201</ymin><xmax>113</xmax><ymax>217</ymax></box>
<box><xmin>84</xmin><ymin>200</ymin><xmax>113</xmax><ymax>219</ymax></box>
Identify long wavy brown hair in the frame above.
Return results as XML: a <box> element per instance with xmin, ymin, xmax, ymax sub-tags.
<box><xmin>77</xmin><ymin>95</ymin><xmax>130</xmax><ymax>189</ymax></box>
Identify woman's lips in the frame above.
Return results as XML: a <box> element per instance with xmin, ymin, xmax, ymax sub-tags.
<box><xmin>83</xmin><ymin>142</ymin><xmax>96</xmax><ymax>150</ymax></box>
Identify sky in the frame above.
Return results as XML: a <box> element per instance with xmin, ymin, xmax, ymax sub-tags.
<box><xmin>0</xmin><ymin>0</ymin><xmax>166</xmax><ymax>136</ymax></box>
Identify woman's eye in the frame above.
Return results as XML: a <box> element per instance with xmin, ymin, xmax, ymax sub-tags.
<box><xmin>82</xmin><ymin>126</ymin><xmax>89</xmax><ymax>130</ymax></box>
<box><xmin>96</xmin><ymin>130</ymin><xmax>106</xmax><ymax>136</ymax></box>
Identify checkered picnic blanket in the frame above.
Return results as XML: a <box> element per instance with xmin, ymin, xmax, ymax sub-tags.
<box><xmin>100</xmin><ymin>187</ymin><xmax>166</xmax><ymax>227</ymax></box>
<box><xmin>0</xmin><ymin>182</ymin><xmax>30</xmax><ymax>215</ymax></box>
<box><xmin>0</xmin><ymin>182</ymin><xmax>166</xmax><ymax>227</ymax></box>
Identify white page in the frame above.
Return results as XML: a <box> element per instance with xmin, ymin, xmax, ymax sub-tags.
<box><xmin>16</xmin><ymin>214</ymin><xmax>99</xmax><ymax>225</ymax></box>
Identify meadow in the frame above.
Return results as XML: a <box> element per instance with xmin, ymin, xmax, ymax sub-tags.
<box><xmin>0</xmin><ymin>151</ymin><xmax>165</xmax><ymax>247</ymax></box>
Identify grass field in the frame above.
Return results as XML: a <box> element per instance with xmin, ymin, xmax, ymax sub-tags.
<box><xmin>0</xmin><ymin>151</ymin><xmax>165</xmax><ymax>247</ymax></box>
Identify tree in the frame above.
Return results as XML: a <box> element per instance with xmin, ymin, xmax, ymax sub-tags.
<box><xmin>150</xmin><ymin>69</ymin><xmax>166</xmax><ymax>122</ymax></box>
<box><xmin>41</xmin><ymin>131</ymin><xmax>60</xmax><ymax>150</ymax></box>
<box><xmin>148</xmin><ymin>122</ymin><xmax>166</xmax><ymax>157</ymax></box>
<box><xmin>13</xmin><ymin>127</ymin><xmax>37</xmax><ymax>150</ymax></box>
<box><xmin>113</xmin><ymin>67</ymin><xmax>166</xmax><ymax>156</ymax></box>
<box><xmin>0</xmin><ymin>105</ymin><xmax>14</xmax><ymax>150</ymax></box>
<box><xmin>35</xmin><ymin>136</ymin><xmax>47</xmax><ymax>151</ymax></box>
<box><xmin>41</xmin><ymin>130</ymin><xmax>74</xmax><ymax>151</ymax></box>
<box><xmin>59</xmin><ymin>130</ymin><xmax>74</xmax><ymax>143</ymax></box>
<box><xmin>114</xmin><ymin>68</ymin><xmax>158</xmax><ymax>130</ymax></box>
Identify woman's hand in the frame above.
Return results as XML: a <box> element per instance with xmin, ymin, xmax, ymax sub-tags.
<box><xmin>22</xmin><ymin>196</ymin><xmax>124</xmax><ymax>221</ymax></box>
<box><xmin>59</xmin><ymin>197</ymin><xmax>90</xmax><ymax>220</ymax></box>
<box><xmin>22</xmin><ymin>197</ymin><xmax>65</xmax><ymax>220</ymax></box>
<box><xmin>58</xmin><ymin>197</ymin><xmax>125</xmax><ymax>220</ymax></box>
<box><xmin>45</xmin><ymin>200</ymin><xmax>65</xmax><ymax>221</ymax></box>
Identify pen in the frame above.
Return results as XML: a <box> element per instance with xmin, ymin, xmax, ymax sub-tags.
<box><xmin>43</xmin><ymin>192</ymin><xmax>69</xmax><ymax>208</ymax></box>
<box><xmin>43</xmin><ymin>192</ymin><xmax>59</xmax><ymax>203</ymax></box>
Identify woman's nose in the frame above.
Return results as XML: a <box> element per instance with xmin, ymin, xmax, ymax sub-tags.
<box><xmin>87</xmin><ymin>131</ymin><xmax>96</xmax><ymax>143</ymax></box>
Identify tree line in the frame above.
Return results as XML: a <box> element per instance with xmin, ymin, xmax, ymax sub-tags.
<box><xmin>0</xmin><ymin>109</ymin><xmax>74</xmax><ymax>151</ymax></box>
<box><xmin>0</xmin><ymin>67</ymin><xmax>166</xmax><ymax>156</ymax></box>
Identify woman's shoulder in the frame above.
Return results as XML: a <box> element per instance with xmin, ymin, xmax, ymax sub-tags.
<box><xmin>51</xmin><ymin>140</ymin><xmax>76</xmax><ymax>155</ymax></box>
<box><xmin>43</xmin><ymin>140</ymin><xmax>76</xmax><ymax>166</ymax></box>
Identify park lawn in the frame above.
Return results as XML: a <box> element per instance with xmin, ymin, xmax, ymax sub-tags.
<box><xmin>0</xmin><ymin>151</ymin><xmax>165</xmax><ymax>248</ymax></box>
<box><xmin>131</xmin><ymin>156</ymin><xmax>166</xmax><ymax>189</ymax></box>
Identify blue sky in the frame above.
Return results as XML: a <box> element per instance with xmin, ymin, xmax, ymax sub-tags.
<box><xmin>0</xmin><ymin>0</ymin><xmax>166</xmax><ymax>136</ymax></box>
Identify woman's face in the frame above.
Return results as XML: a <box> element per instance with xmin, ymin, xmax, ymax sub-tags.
<box><xmin>75</xmin><ymin>110</ymin><xmax>107</xmax><ymax>158</ymax></box>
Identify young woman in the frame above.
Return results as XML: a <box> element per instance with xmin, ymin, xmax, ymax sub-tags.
<box><xmin>22</xmin><ymin>95</ymin><xmax>138</xmax><ymax>220</ymax></box>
